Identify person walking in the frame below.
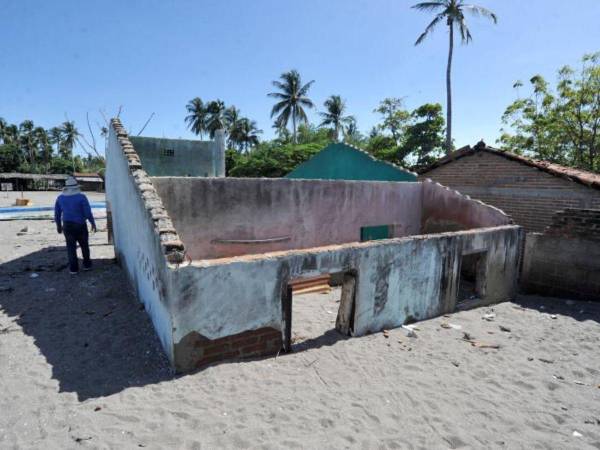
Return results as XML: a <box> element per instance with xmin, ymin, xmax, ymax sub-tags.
<box><xmin>54</xmin><ymin>176</ymin><xmax>97</xmax><ymax>274</ymax></box>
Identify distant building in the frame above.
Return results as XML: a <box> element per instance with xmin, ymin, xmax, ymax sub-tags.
<box><xmin>419</xmin><ymin>141</ymin><xmax>600</xmax><ymax>232</ymax></box>
<box><xmin>285</xmin><ymin>142</ymin><xmax>417</xmax><ymax>182</ymax></box>
<box><xmin>0</xmin><ymin>173</ymin><xmax>67</xmax><ymax>191</ymax></box>
<box><xmin>73</xmin><ymin>172</ymin><xmax>104</xmax><ymax>191</ymax></box>
<box><xmin>129</xmin><ymin>131</ymin><xmax>225</xmax><ymax>178</ymax></box>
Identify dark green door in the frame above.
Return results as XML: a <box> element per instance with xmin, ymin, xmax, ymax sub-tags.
<box><xmin>360</xmin><ymin>225</ymin><xmax>391</xmax><ymax>241</ymax></box>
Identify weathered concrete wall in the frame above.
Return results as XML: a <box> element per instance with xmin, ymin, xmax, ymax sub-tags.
<box><xmin>171</xmin><ymin>225</ymin><xmax>522</xmax><ymax>372</ymax></box>
<box><xmin>106</xmin><ymin>120</ymin><xmax>187</xmax><ymax>364</ymax></box>
<box><xmin>152</xmin><ymin>177</ymin><xmax>424</xmax><ymax>259</ymax></box>
<box><xmin>521</xmin><ymin>209</ymin><xmax>600</xmax><ymax>300</ymax></box>
<box><xmin>130</xmin><ymin>130</ymin><xmax>225</xmax><ymax>177</ymax></box>
<box><xmin>421</xmin><ymin>179</ymin><xmax>513</xmax><ymax>233</ymax></box>
<box><xmin>420</xmin><ymin>151</ymin><xmax>600</xmax><ymax>232</ymax></box>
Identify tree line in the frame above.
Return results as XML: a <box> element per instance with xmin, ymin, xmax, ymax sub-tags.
<box><xmin>0</xmin><ymin>119</ymin><xmax>105</xmax><ymax>175</ymax></box>
<box><xmin>499</xmin><ymin>52</ymin><xmax>600</xmax><ymax>172</ymax></box>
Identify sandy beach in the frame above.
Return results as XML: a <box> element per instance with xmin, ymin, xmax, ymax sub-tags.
<box><xmin>1</xmin><ymin>193</ymin><xmax>600</xmax><ymax>449</ymax></box>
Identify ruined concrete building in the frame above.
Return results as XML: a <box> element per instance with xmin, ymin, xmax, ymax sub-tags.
<box><xmin>106</xmin><ymin>119</ymin><xmax>523</xmax><ymax>372</ymax></box>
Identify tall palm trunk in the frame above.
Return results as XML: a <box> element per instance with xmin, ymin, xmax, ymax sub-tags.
<box><xmin>445</xmin><ymin>19</ymin><xmax>454</xmax><ymax>154</ymax></box>
<box><xmin>292</xmin><ymin>108</ymin><xmax>297</xmax><ymax>144</ymax></box>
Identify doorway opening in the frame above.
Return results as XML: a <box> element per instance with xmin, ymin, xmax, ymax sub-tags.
<box><xmin>282</xmin><ymin>272</ymin><xmax>356</xmax><ymax>352</ymax></box>
<box><xmin>456</xmin><ymin>251</ymin><xmax>487</xmax><ymax>310</ymax></box>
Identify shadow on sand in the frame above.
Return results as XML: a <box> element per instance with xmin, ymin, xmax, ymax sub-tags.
<box><xmin>513</xmin><ymin>292</ymin><xmax>600</xmax><ymax>324</ymax></box>
<box><xmin>0</xmin><ymin>246</ymin><xmax>173</xmax><ymax>401</ymax></box>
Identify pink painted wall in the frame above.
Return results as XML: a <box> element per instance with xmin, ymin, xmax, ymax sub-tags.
<box><xmin>152</xmin><ymin>178</ymin><xmax>423</xmax><ymax>260</ymax></box>
<box><xmin>421</xmin><ymin>179</ymin><xmax>512</xmax><ymax>231</ymax></box>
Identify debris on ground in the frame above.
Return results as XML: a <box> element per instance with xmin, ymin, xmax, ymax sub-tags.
<box><xmin>401</xmin><ymin>325</ymin><xmax>417</xmax><ymax>338</ymax></box>
<box><xmin>572</xmin><ymin>431</ymin><xmax>582</xmax><ymax>437</ymax></box>
<box><xmin>383</xmin><ymin>330</ymin><xmax>390</xmax><ymax>338</ymax></box>
<box><xmin>29</xmin><ymin>273</ymin><xmax>39</xmax><ymax>278</ymax></box>
<box><xmin>461</xmin><ymin>332</ymin><xmax>500</xmax><ymax>349</ymax></box>
<box><xmin>499</xmin><ymin>325</ymin><xmax>511</xmax><ymax>332</ymax></box>
<box><xmin>538</xmin><ymin>358</ymin><xmax>554</xmax><ymax>364</ymax></box>
<box><xmin>482</xmin><ymin>313</ymin><xmax>496</xmax><ymax>321</ymax></box>
<box><xmin>441</xmin><ymin>322</ymin><xmax>462</xmax><ymax>330</ymax></box>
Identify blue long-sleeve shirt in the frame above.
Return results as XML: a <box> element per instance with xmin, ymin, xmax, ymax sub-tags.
<box><xmin>54</xmin><ymin>193</ymin><xmax>96</xmax><ymax>227</ymax></box>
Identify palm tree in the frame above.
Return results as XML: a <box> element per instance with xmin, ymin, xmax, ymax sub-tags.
<box><xmin>19</xmin><ymin>120</ymin><xmax>36</xmax><ymax>165</ymax></box>
<box><xmin>49</xmin><ymin>127</ymin><xmax>63</xmax><ymax>155</ymax></box>
<box><xmin>205</xmin><ymin>100</ymin><xmax>227</xmax><ymax>139</ymax></box>
<box><xmin>0</xmin><ymin>117</ymin><xmax>7</xmax><ymax>144</ymax></box>
<box><xmin>268</xmin><ymin>70</ymin><xmax>314</xmax><ymax>143</ymax></box>
<box><xmin>319</xmin><ymin>95</ymin><xmax>355</xmax><ymax>141</ymax></box>
<box><xmin>33</xmin><ymin>127</ymin><xmax>52</xmax><ymax>167</ymax></box>
<box><xmin>413</xmin><ymin>0</ymin><xmax>497</xmax><ymax>153</ymax></box>
<box><xmin>59</xmin><ymin>121</ymin><xmax>79</xmax><ymax>158</ymax></box>
<box><xmin>224</xmin><ymin>106</ymin><xmax>242</xmax><ymax>147</ymax></box>
<box><xmin>185</xmin><ymin>97</ymin><xmax>208</xmax><ymax>138</ymax></box>
<box><xmin>3</xmin><ymin>124</ymin><xmax>19</xmax><ymax>146</ymax></box>
<box><xmin>230</xmin><ymin>118</ymin><xmax>262</xmax><ymax>152</ymax></box>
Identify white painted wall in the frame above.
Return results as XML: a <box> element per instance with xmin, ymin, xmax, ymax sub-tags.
<box><xmin>169</xmin><ymin>226</ymin><xmax>521</xmax><ymax>345</ymax></box>
<box><xmin>106</xmin><ymin>127</ymin><xmax>175</xmax><ymax>363</ymax></box>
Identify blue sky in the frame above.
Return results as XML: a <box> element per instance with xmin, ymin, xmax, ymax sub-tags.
<box><xmin>2</xmin><ymin>0</ymin><xmax>599</xmax><ymax>156</ymax></box>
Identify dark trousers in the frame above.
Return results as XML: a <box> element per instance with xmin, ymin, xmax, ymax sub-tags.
<box><xmin>63</xmin><ymin>221</ymin><xmax>91</xmax><ymax>273</ymax></box>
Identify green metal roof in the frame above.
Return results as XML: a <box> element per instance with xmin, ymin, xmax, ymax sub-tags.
<box><xmin>285</xmin><ymin>142</ymin><xmax>417</xmax><ymax>182</ymax></box>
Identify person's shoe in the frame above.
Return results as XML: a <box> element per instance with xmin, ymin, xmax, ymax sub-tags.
<box><xmin>69</xmin><ymin>270</ymin><xmax>79</xmax><ymax>275</ymax></box>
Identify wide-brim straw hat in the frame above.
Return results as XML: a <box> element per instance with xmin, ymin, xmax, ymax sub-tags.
<box><xmin>63</xmin><ymin>176</ymin><xmax>81</xmax><ymax>196</ymax></box>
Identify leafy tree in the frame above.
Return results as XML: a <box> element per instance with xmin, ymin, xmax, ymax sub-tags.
<box><xmin>319</xmin><ymin>95</ymin><xmax>355</xmax><ymax>141</ymax></box>
<box><xmin>229</xmin><ymin>141</ymin><xmax>323</xmax><ymax>178</ymax></box>
<box><xmin>373</xmin><ymin>98</ymin><xmax>410</xmax><ymax>143</ymax></box>
<box><xmin>268</xmin><ymin>70</ymin><xmax>315</xmax><ymax>143</ymax></box>
<box><xmin>365</xmin><ymin>134</ymin><xmax>402</xmax><ymax>165</ymax></box>
<box><xmin>401</xmin><ymin>103</ymin><xmax>445</xmax><ymax>169</ymax></box>
<box><xmin>499</xmin><ymin>53</ymin><xmax>600</xmax><ymax>172</ymax></box>
<box><xmin>185</xmin><ymin>97</ymin><xmax>208</xmax><ymax>138</ymax></box>
<box><xmin>413</xmin><ymin>0</ymin><xmax>497</xmax><ymax>153</ymax></box>
<box><xmin>0</xmin><ymin>144</ymin><xmax>21</xmax><ymax>172</ymax></box>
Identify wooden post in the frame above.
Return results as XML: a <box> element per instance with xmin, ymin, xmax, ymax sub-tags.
<box><xmin>281</xmin><ymin>284</ymin><xmax>292</xmax><ymax>352</ymax></box>
<box><xmin>336</xmin><ymin>273</ymin><xmax>356</xmax><ymax>336</ymax></box>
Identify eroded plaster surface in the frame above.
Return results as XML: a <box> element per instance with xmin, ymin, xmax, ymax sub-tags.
<box><xmin>107</xmin><ymin>120</ymin><xmax>522</xmax><ymax>372</ymax></box>
<box><xmin>152</xmin><ymin>177</ymin><xmax>424</xmax><ymax>259</ymax></box>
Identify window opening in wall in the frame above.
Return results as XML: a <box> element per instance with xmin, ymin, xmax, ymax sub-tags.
<box><xmin>161</xmin><ymin>148</ymin><xmax>175</xmax><ymax>157</ymax></box>
<box><xmin>456</xmin><ymin>251</ymin><xmax>487</xmax><ymax>310</ymax></box>
<box><xmin>282</xmin><ymin>271</ymin><xmax>356</xmax><ymax>353</ymax></box>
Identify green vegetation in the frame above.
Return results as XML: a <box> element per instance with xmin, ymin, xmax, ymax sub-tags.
<box><xmin>319</xmin><ymin>95</ymin><xmax>355</xmax><ymax>142</ymax></box>
<box><xmin>499</xmin><ymin>53</ymin><xmax>600</xmax><ymax>172</ymax></box>
<box><xmin>223</xmin><ymin>96</ymin><xmax>446</xmax><ymax>177</ymax></box>
<box><xmin>268</xmin><ymin>70</ymin><xmax>315</xmax><ymax>144</ymax></box>
<box><xmin>0</xmin><ymin>118</ymin><xmax>104</xmax><ymax>175</ymax></box>
<box><xmin>413</xmin><ymin>0</ymin><xmax>497</xmax><ymax>153</ymax></box>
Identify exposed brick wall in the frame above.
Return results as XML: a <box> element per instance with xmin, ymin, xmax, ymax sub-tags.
<box><xmin>173</xmin><ymin>327</ymin><xmax>282</xmax><ymax>372</ymax></box>
<box><xmin>420</xmin><ymin>151</ymin><xmax>600</xmax><ymax>232</ymax></box>
<box><xmin>546</xmin><ymin>208</ymin><xmax>600</xmax><ymax>240</ymax></box>
<box><xmin>521</xmin><ymin>208</ymin><xmax>600</xmax><ymax>301</ymax></box>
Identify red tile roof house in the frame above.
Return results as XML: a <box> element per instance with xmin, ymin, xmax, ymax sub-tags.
<box><xmin>419</xmin><ymin>141</ymin><xmax>600</xmax><ymax>301</ymax></box>
<box><xmin>418</xmin><ymin>141</ymin><xmax>600</xmax><ymax>233</ymax></box>
<box><xmin>106</xmin><ymin>122</ymin><xmax>523</xmax><ymax>372</ymax></box>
